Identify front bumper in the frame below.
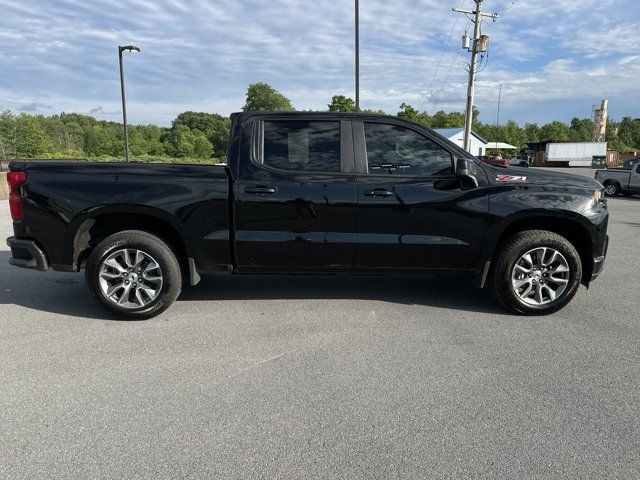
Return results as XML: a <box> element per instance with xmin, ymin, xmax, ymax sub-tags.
<box><xmin>590</xmin><ymin>234</ymin><xmax>609</xmax><ymax>281</ymax></box>
<box><xmin>6</xmin><ymin>237</ymin><xmax>49</xmax><ymax>271</ymax></box>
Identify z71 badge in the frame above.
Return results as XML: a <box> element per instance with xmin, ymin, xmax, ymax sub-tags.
<box><xmin>496</xmin><ymin>174</ymin><xmax>527</xmax><ymax>183</ymax></box>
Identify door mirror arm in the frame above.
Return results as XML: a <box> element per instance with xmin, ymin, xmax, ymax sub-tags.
<box><xmin>455</xmin><ymin>157</ymin><xmax>479</xmax><ymax>189</ymax></box>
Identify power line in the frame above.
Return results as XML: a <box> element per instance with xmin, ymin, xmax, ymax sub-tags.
<box><xmin>502</xmin><ymin>0</ymin><xmax>517</xmax><ymax>14</ymax></box>
<box><xmin>418</xmin><ymin>0</ymin><xmax>467</xmax><ymax>111</ymax></box>
<box><xmin>432</xmin><ymin>17</ymin><xmax>472</xmax><ymax>107</ymax></box>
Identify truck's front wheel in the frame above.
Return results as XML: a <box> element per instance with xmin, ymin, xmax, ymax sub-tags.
<box><xmin>490</xmin><ymin>230</ymin><xmax>582</xmax><ymax>315</ymax></box>
<box><xmin>85</xmin><ymin>230</ymin><xmax>182</xmax><ymax>320</ymax></box>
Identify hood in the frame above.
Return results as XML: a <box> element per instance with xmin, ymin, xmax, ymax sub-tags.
<box><xmin>480</xmin><ymin>163</ymin><xmax>602</xmax><ymax>191</ymax></box>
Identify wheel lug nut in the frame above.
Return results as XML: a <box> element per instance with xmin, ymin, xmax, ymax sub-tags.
<box><xmin>125</xmin><ymin>280</ymin><xmax>129</xmax><ymax>285</ymax></box>
<box><xmin>123</xmin><ymin>272</ymin><xmax>128</xmax><ymax>276</ymax></box>
<box><xmin>133</xmin><ymin>283</ymin><xmax>137</xmax><ymax>287</ymax></box>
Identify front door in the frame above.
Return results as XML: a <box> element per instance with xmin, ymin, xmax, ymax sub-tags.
<box><xmin>353</xmin><ymin>120</ymin><xmax>489</xmax><ymax>270</ymax></box>
<box><xmin>235</xmin><ymin>117</ymin><xmax>357</xmax><ymax>270</ymax></box>
<box><xmin>630</xmin><ymin>164</ymin><xmax>640</xmax><ymax>192</ymax></box>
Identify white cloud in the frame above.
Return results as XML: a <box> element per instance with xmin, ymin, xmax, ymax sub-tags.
<box><xmin>0</xmin><ymin>0</ymin><xmax>638</xmax><ymax>125</ymax></box>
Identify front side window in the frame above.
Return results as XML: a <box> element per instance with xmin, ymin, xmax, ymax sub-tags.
<box><xmin>364</xmin><ymin>123</ymin><xmax>453</xmax><ymax>176</ymax></box>
<box><xmin>262</xmin><ymin>121</ymin><xmax>340</xmax><ymax>172</ymax></box>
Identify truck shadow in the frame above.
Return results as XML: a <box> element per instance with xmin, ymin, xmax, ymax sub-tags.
<box><xmin>0</xmin><ymin>251</ymin><xmax>113</xmax><ymax>320</ymax></box>
<box><xmin>0</xmin><ymin>251</ymin><xmax>504</xmax><ymax>320</ymax></box>
<box><xmin>181</xmin><ymin>273</ymin><xmax>505</xmax><ymax>315</ymax></box>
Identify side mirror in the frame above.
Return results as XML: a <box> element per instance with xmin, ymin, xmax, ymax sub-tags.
<box><xmin>455</xmin><ymin>157</ymin><xmax>479</xmax><ymax>189</ymax></box>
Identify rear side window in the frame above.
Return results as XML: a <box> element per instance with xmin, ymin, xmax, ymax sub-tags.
<box><xmin>364</xmin><ymin>123</ymin><xmax>453</xmax><ymax>176</ymax></box>
<box><xmin>263</xmin><ymin>121</ymin><xmax>340</xmax><ymax>172</ymax></box>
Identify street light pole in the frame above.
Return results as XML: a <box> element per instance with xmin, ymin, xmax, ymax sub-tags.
<box><xmin>355</xmin><ymin>0</ymin><xmax>360</xmax><ymax>112</ymax></box>
<box><xmin>118</xmin><ymin>45</ymin><xmax>140</xmax><ymax>162</ymax></box>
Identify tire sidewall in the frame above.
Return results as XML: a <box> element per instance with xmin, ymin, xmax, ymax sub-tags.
<box><xmin>494</xmin><ymin>232</ymin><xmax>582</xmax><ymax>315</ymax></box>
<box><xmin>86</xmin><ymin>231</ymin><xmax>182</xmax><ymax>319</ymax></box>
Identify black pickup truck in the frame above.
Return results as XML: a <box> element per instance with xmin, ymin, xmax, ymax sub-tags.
<box><xmin>6</xmin><ymin>112</ymin><xmax>609</xmax><ymax>319</ymax></box>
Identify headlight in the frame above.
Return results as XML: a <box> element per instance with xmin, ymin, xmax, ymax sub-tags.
<box><xmin>594</xmin><ymin>190</ymin><xmax>601</xmax><ymax>202</ymax></box>
<box><xmin>594</xmin><ymin>190</ymin><xmax>606</xmax><ymax>204</ymax></box>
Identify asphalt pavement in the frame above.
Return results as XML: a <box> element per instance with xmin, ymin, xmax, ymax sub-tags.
<box><xmin>1</xmin><ymin>174</ymin><xmax>639</xmax><ymax>479</ymax></box>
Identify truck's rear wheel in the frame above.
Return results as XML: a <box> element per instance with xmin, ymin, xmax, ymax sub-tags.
<box><xmin>85</xmin><ymin>230</ymin><xmax>182</xmax><ymax>320</ymax></box>
<box><xmin>490</xmin><ymin>230</ymin><xmax>582</xmax><ymax>315</ymax></box>
<box><xmin>604</xmin><ymin>182</ymin><xmax>620</xmax><ymax>197</ymax></box>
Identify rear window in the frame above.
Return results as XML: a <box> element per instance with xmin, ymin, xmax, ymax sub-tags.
<box><xmin>263</xmin><ymin>121</ymin><xmax>340</xmax><ymax>172</ymax></box>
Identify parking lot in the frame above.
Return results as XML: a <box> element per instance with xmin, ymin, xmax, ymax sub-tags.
<box><xmin>1</xmin><ymin>175</ymin><xmax>639</xmax><ymax>479</ymax></box>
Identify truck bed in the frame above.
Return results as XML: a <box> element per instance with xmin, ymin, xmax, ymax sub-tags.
<box><xmin>10</xmin><ymin>160</ymin><xmax>232</xmax><ymax>272</ymax></box>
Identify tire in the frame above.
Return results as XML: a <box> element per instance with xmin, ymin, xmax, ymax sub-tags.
<box><xmin>490</xmin><ymin>230</ymin><xmax>582</xmax><ymax>315</ymax></box>
<box><xmin>85</xmin><ymin>230</ymin><xmax>182</xmax><ymax>320</ymax></box>
<box><xmin>604</xmin><ymin>182</ymin><xmax>621</xmax><ymax>197</ymax></box>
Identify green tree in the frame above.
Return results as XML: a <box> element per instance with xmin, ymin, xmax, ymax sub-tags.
<box><xmin>0</xmin><ymin>110</ymin><xmax>17</xmax><ymax>158</ymax></box>
<box><xmin>397</xmin><ymin>103</ymin><xmax>431</xmax><ymax>126</ymax></box>
<box><xmin>540</xmin><ymin>121</ymin><xmax>572</xmax><ymax>142</ymax></box>
<box><xmin>84</xmin><ymin>125</ymin><xmax>116</xmax><ymax>157</ymax></box>
<box><xmin>523</xmin><ymin>123</ymin><xmax>542</xmax><ymax>143</ymax></box>
<box><xmin>14</xmin><ymin>113</ymin><xmax>50</xmax><ymax>157</ymax></box>
<box><xmin>501</xmin><ymin>120</ymin><xmax>526</xmax><ymax>148</ymax></box>
<box><xmin>172</xmin><ymin>111</ymin><xmax>230</xmax><ymax>158</ymax></box>
<box><xmin>328</xmin><ymin>95</ymin><xmax>356</xmax><ymax>112</ymax></box>
<box><xmin>617</xmin><ymin>117</ymin><xmax>640</xmax><ymax>149</ymax></box>
<box><xmin>166</xmin><ymin>125</ymin><xmax>197</xmax><ymax>157</ymax></box>
<box><xmin>569</xmin><ymin>117</ymin><xmax>593</xmax><ymax>142</ymax></box>
<box><xmin>242</xmin><ymin>83</ymin><xmax>294</xmax><ymax>112</ymax></box>
<box><xmin>138</xmin><ymin>124</ymin><xmax>166</xmax><ymax>156</ymax></box>
<box><xmin>192</xmin><ymin>130</ymin><xmax>213</xmax><ymax>158</ymax></box>
<box><xmin>431</xmin><ymin>110</ymin><xmax>465</xmax><ymax>128</ymax></box>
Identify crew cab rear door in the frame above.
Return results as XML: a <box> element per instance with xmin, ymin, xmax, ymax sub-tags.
<box><xmin>352</xmin><ymin>119</ymin><xmax>489</xmax><ymax>270</ymax></box>
<box><xmin>234</xmin><ymin>115</ymin><xmax>357</xmax><ymax>270</ymax></box>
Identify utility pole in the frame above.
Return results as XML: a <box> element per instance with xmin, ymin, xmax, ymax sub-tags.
<box><xmin>118</xmin><ymin>45</ymin><xmax>140</xmax><ymax>162</ymax></box>
<box><xmin>496</xmin><ymin>83</ymin><xmax>502</xmax><ymax>128</ymax></box>
<box><xmin>453</xmin><ymin>1</ymin><xmax>498</xmax><ymax>152</ymax></box>
<box><xmin>355</xmin><ymin>0</ymin><xmax>360</xmax><ymax>112</ymax></box>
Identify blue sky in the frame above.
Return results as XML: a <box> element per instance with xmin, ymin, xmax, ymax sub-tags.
<box><xmin>0</xmin><ymin>0</ymin><xmax>639</xmax><ymax>126</ymax></box>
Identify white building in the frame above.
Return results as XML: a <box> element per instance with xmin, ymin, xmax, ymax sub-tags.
<box><xmin>434</xmin><ymin>128</ymin><xmax>488</xmax><ymax>157</ymax></box>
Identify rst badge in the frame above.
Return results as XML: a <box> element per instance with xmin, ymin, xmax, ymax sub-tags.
<box><xmin>496</xmin><ymin>174</ymin><xmax>527</xmax><ymax>183</ymax></box>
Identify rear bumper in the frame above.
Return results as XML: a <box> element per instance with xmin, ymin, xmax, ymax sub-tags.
<box><xmin>6</xmin><ymin>237</ymin><xmax>49</xmax><ymax>271</ymax></box>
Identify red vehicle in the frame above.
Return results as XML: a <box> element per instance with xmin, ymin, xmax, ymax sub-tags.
<box><xmin>481</xmin><ymin>155</ymin><xmax>510</xmax><ymax>167</ymax></box>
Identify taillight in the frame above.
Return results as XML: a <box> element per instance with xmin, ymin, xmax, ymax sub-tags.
<box><xmin>7</xmin><ymin>170</ymin><xmax>27</xmax><ymax>221</ymax></box>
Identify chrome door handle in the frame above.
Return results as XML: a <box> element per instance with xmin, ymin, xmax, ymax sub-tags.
<box><xmin>245</xmin><ymin>186</ymin><xmax>276</xmax><ymax>195</ymax></box>
<box><xmin>363</xmin><ymin>189</ymin><xmax>394</xmax><ymax>197</ymax></box>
